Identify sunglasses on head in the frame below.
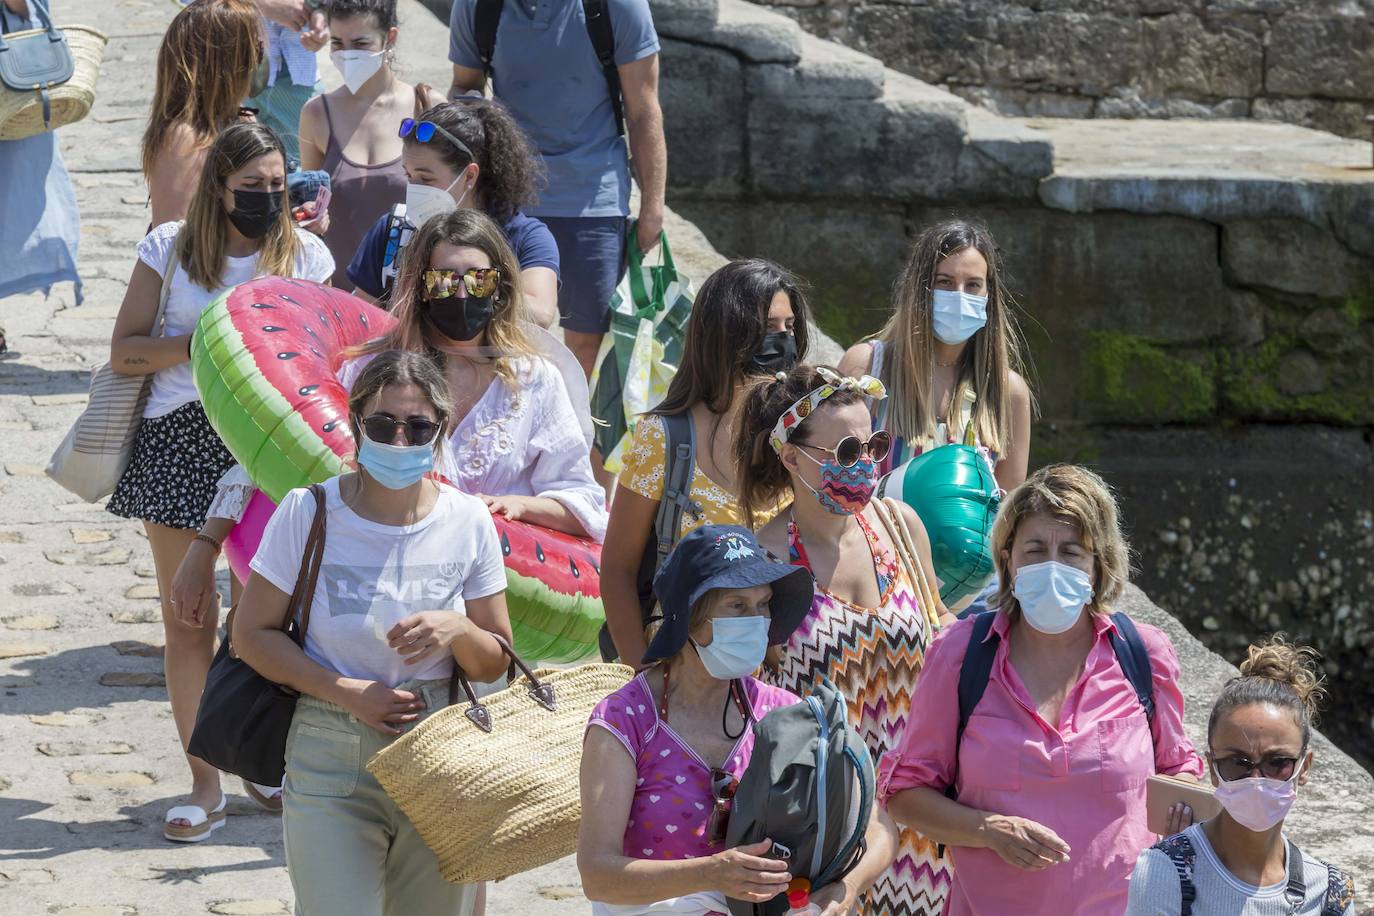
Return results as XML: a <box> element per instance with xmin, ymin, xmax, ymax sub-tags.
<box><xmin>1210</xmin><ymin>750</ymin><xmax>1304</xmax><ymax>782</ymax></box>
<box><xmin>398</xmin><ymin>117</ymin><xmax>474</xmax><ymax>160</ymax></box>
<box><xmin>796</xmin><ymin>429</ymin><xmax>892</xmax><ymax>468</ymax></box>
<box><xmin>705</xmin><ymin>767</ymin><xmax>738</xmax><ymax>847</ymax></box>
<box><xmin>422</xmin><ymin>267</ymin><xmax>501</xmax><ymax>300</ymax></box>
<box><xmin>360</xmin><ymin>412</ymin><xmax>441</xmax><ymax>447</ymax></box>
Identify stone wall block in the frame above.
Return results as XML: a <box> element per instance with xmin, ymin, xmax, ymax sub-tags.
<box><xmin>700</xmin><ymin>0</ymin><xmax>804</xmax><ymax>63</ymax></box>
<box><xmin>745</xmin><ymin>32</ymin><xmax>885</xmax><ymax>98</ymax></box>
<box><xmin>1253</xmin><ymin>98</ymin><xmax>1374</xmax><ymax>143</ymax></box>
<box><xmin>982</xmin><ymin>12</ymin><xmax>1145</xmax><ymax>95</ymax></box>
<box><xmin>1139</xmin><ymin>14</ymin><xmax>1263</xmax><ymax>98</ymax></box>
<box><xmin>950</xmin><ymin>85</ymin><xmax>1097</xmax><ymax>119</ymax></box>
<box><xmin>1266</xmin><ymin>15</ymin><xmax>1374</xmax><ymax>100</ymax></box>
<box><xmin>1095</xmin><ymin>90</ymin><xmax>1250</xmax><ymax>119</ymax></box>
<box><xmin>659</xmin><ymin>40</ymin><xmax>747</xmax><ymax>197</ymax></box>
<box><xmin>649</xmin><ymin>0</ymin><xmax>722</xmax><ymax>38</ymax></box>
<box><xmin>1222</xmin><ymin>219</ymin><xmax>1374</xmax><ymax>299</ymax></box>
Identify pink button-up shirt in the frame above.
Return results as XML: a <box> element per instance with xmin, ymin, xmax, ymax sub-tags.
<box><xmin>878</xmin><ymin>611</ymin><xmax>1204</xmax><ymax>916</ymax></box>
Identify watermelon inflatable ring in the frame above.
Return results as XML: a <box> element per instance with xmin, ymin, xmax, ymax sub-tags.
<box><xmin>191</xmin><ymin>277</ymin><xmax>605</xmax><ymax>663</ymax></box>
<box><xmin>877</xmin><ymin>444</ymin><xmax>1001</xmax><ymax>607</ymax></box>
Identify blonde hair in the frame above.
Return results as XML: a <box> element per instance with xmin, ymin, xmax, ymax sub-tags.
<box><xmin>346</xmin><ymin>349</ymin><xmax>454</xmax><ymax>464</ymax></box>
<box><xmin>1208</xmin><ymin>636</ymin><xmax>1327</xmax><ymax>748</ymax></box>
<box><xmin>142</xmin><ymin>0</ymin><xmax>262</xmax><ymax>179</ymax></box>
<box><xmin>991</xmin><ymin>464</ymin><xmax>1130</xmax><ymax>620</ymax></box>
<box><xmin>181</xmin><ymin>123</ymin><xmax>298</xmax><ymax>290</ymax></box>
<box><xmin>354</xmin><ymin>209</ymin><xmax>533</xmax><ymax>384</ymax></box>
<box><xmin>873</xmin><ymin>218</ymin><xmax>1033</xmax><ymax>456</ymax></box>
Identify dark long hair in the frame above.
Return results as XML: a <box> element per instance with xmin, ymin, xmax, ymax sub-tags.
<box><xmin>1208</xmin><ymin>636</ymin><xmax>1327</xmax><ymax>750</ymax></box>
<box><xmin>407</xmin><ymin>101</ymin><xmax>542</xmax><ymax>223</ymax></box>
<box><xmin>653</xmin><ymin>259</ymin><xmax>812</xmax><ymax>418</ymax></box>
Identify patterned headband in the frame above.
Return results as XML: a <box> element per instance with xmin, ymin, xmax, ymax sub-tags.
<box><xmin>769</xmin><ymin>367</ymin><xmax>887</xmax><ymax>454</ymax></box>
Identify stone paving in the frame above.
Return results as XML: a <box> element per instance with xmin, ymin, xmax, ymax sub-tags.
<box><xmin>0</xmin><ymin>0</ymin><xmax>581</xmax><ymax>912</ymax></box>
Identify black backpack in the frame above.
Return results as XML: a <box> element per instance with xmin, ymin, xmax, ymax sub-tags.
<box><xmin>1153</xmin><ymin>832</ymin><xmax>1354</xmax><ymax>916</ymax></box>
<box><xmin>598</xmin><ymin>411</ymin><xmax>700</xmax><ymax>662</ymax></box>
<box><xmin>473</xmin><ymin>0</ymin><xmax>625</xmax><ymax>137</ymax></box>
<box><xmin>724</xmin><ymin>680</ymin><xmax>874</xmax><ymax>916</ymax></box>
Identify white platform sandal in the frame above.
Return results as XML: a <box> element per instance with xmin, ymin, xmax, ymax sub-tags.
<box><xmin>163</xmin><ymin>793</ymin><xmax>227</xmax><ymax>843</ymax></box>
<box><xmin>242</xmin><ymin>779</ymin><xmax>283</xmax><ymax>813</ymax></box>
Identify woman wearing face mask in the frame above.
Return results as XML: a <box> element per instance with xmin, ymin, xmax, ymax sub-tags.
<box><xmin>345</xmin><ymin>99</ymin><xmax>560</xmax><ymax>328</ymax></box>
<box><xmin>601</xmin><ymin>259</ymin><xmax>808</xmax><ymax>667</ymax></box>
<box><xmin>143</xmin><ymin>0</ymin><xmax>263</xmax><ymax>226</ymax></box>
<box><xmin>734</xmin><ymin>364</ymin><xmax>951</xmax><ymax>915</ymax></box>
<box><xmin>838</xmin><ymin>218</ymin><xmax>1033</xmax><ymax>493</ymax></box>
<box><xmin>108</xmin><ymin>122</ymin><xmax>334</xmax><ymax>842</ymax></box>
<box><xmin>579</xmin><ymin>524</ymin><xmax>900</xmax><ymax>915</ymax></box>
<box><xmin>234</xmin><ymin>349</ymin><xmax>512</xmax><ymax>913</ymax></box>
<box><xmin>881</xmin><ymin>464</ymin><xmax>1205</xmax><ymax>915</ymax></box>
<box><xmin>1126</xmin><ymin>638</ymin><xmax>1356</xmax><ymax>916</ymax></box>
<box><xmin>298</xmin><ymin>0</ymin><xmax>416</xmax><ymax>288</ymax></box>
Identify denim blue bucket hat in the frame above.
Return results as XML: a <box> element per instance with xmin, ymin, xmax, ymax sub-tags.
<box><xmin>642</xmin><ymin>525</ymin><xmax>814</xmax><ymax>666</ymax></box>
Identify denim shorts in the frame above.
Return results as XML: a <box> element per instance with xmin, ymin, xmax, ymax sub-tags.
<box><xmin>542</xmin><ymin>215</ymin><xmax>627</xmax><ymax>334</ymax></box>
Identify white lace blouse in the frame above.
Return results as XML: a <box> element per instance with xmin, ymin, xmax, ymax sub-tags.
<box><xmin>210</xmin><ymin>353</ymin><xmax>608</xmax><ymax>542</ymax></box>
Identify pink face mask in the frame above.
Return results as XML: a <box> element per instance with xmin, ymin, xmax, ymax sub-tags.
<box><xmin>1211</xmin><ymin>763</ymin><xmax>1302</xmax><ymax>833</ymax></box>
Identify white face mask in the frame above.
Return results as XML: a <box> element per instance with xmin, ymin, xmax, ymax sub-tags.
<box><xmin>330</xmin><ymin>48</ymin><xmax>386</xmax><ymax>95</ymax></box>
<box><xmin>403</xmin><ymin>173</ymin><xmax>469</xmax><ymax>230</ymax></box>
<box><xmin>1012</xmin><ymin>560</ymin><xmax>1094</xmax><ymax>635</ymax></box>
<box><xmin>931</xmin><ymin>288</ymin><xmax>989</xmax><ymax>345</ymax></box>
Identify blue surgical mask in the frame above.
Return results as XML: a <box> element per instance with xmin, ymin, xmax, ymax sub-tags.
<box><xmin>691</xmin><ymin>616</ymin><xmax>770</xmax><ymax>680</ymax></box>
<box><xmin>356</xmin><ymin>435</ymin><xmax>435</xmax><ymax>490</ymax></box>
<box><xmin>931</xmin><ymin>289</ymin><xmax>988</xmax><ymax>345</ymax></box>
<box><xmin>1012</xmin><ymin>560</ymin><xmax>1094</xmax><ymax>634</ymax></box>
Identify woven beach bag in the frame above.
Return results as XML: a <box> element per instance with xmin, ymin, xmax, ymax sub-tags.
<box><xmin>0</xmin><ymin>0</ymin><xmax>106</xmax><ymax>141</ymax></box>
<box><xmin>366</xmin><ymin>636</ymin><xmax>633</xmax><ymax>884</ymax></box>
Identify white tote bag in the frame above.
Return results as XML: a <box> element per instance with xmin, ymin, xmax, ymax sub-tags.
<box><xmin>46</xmin><ymin>232</ymin><xmax>180</xmax><ymax>502</ymax></box>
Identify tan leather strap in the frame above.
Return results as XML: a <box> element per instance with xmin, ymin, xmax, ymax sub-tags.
<box><xmin>283</xmin><ymin>484</ymin><xmax>328</xmax><ymax>643</ymax></box>
<box><xmin>875</xmin><ymin>497</ymin><xmax>941</xmax><ymax>631</ymax></box>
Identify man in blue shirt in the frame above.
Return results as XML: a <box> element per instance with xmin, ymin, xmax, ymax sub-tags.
<box><xmin>448</xmin><ymin>0</ymin><xmax>667</xmax><ymax>376</ymax></box>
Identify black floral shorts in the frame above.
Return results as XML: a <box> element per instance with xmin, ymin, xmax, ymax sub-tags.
<box><xmin>107</xmin><ymin>401</ymin><xmax>236</xmax><ymax>531</ymax></box>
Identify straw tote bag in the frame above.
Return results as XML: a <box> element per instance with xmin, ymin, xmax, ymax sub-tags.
<box><xmin>46</xmin><ymin>232</ymin><xmax>179</xmax><ymax>502</ymax></box>
<box><xmin>0</xmin><ymin>0</ymin><xmax>105</xmax><ymax>140</ymax></box>
<box><xmin>367</xmin><ymin>637</ymin><xmax>633</xmax><ymax>884</ymax></box>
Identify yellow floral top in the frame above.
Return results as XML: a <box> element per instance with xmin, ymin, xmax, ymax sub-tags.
<box><xmin>619</xmin><ymin>414</ymin><xmax>786</xmax><ymax>537</ymax></box>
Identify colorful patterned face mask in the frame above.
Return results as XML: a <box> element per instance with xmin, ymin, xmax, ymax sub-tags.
<box><xmin>796</xmin><ymin>449</ymin><xmax>879</xmax><ymax>515</ymax></box>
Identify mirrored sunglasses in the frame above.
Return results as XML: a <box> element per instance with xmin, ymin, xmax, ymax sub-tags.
<box><xmin>361</xmin><ymin>412</ymin><xmax>441</xmax><ymax>447</ymax></box>
<box><xmin>422</xmin><ymin>267</ymin><xmax>501</xmax><ymax>300</ymax></box>
<box><xmin>398</xmin><ymin>118</ymin><xmax>474</xmax><ymax>160</ymax></box>
<box><xmin>797</xmin><ymin>429</ymin><xmax>892</xmax><ymax>468</ymax></box>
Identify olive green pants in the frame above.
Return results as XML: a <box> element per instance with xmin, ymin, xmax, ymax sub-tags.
<box><xmin>283</xmin><ymin>682</ymin><xmax>475</xmax><ymax>916</ymax></box>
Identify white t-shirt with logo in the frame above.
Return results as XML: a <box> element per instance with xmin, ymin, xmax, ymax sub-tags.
<box><xmin>250</xmin><ymin>477</ymin><xmax>507</xmax><ymax>686</ymax></box>
<box><xmin>136</xmin><ymin>220</ymin><xmax>335</xmax><ymax>419</ymax></box>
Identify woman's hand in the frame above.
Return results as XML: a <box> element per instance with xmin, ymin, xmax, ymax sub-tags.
<box><xmin>387</xmin><ymin>612</ymin><xmax>471</xmax><ymax>667</ymax></box>
<box><xmin>810</xmin><ymin>880</ymin><xmax>858</xmax><ymax>915</ymax></box>
<box><xmin>706</xmin><ymin>839</ymin><xmax>792</xmax><ymax>903</ymax></box>
<box><xmin>170</xmin><ymin>539</ymin><xmax>219</xmax><ymax>628</ymax></box>
<box><xmin>334</xmin><ymin>677</ymin><xmax>426</xmax><ymax>735</ymax></box>
<box><xmin>480</xmin><ymin>494</ymin><xmax>539</xmax><ymax>523</ymax></box>
<box><xmin>1165</xmin><ymin>801</ymin><xmax>1194</xmax><ymax>836</ymax></box>
<box><xmin>981</xmin><ymin>814</ymin><xmax>1071</xmax><ymax>871</ymax></box>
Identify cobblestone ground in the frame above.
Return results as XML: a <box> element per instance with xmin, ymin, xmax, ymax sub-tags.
<box><xmin>0</xmin><ymin>1</ymin><xmax>583</xmax><ymax>912</ymax></box>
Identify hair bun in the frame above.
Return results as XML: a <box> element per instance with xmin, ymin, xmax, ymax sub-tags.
<box><xmin>1239</xmin><ymin>636</ymin><xmax>1327</xmax><ymax>717</ymax></box>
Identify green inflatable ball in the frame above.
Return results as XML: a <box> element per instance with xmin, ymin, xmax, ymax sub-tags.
<box><xmin>878</xmin><ymin>445</ymin><xmax>1000</xmax><ymax>606</ymax></box>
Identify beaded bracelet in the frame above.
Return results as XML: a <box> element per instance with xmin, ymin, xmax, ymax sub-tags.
<box><xmin>192</xmin><ymin>532</ymin><xmax>222</xmax><ymax>554</ymax></box>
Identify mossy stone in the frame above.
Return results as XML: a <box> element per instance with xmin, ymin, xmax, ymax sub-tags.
<box><xmin>1082</xmin><ymin>331</ymin><xmax>1216</xmax><ymax>423</ymax></box>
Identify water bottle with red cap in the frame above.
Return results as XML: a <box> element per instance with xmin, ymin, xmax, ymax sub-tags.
<box><xmin>785</xmin><ymin>878</ymin><xmax>820</xmax><ymax>915</ymax></box>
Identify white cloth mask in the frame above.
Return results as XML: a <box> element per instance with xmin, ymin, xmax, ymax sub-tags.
<box><xmin>1012</xmin><ymin>560</ymin><xmax>1094</xmax><ymax>635</ymax></box>
<box><xmin>403</xmin><ymin>175</ymin><xmax>469</xmax><ymax>231</ymax></box>
<box><xmin>330</xmin><ymin>49</ymin><xmax>386</xmax><ymax>95</ymax></box>
<box><xmin>1212</xmin><ymin>764</ymin><xmax>1302</xmax><ymax>833</ymax></box>
<box><xmin>690</xmin><ymin>616</ymin><xmax>769</xmax><ymax>680</ymax></box>
<box><xmin>931</xmin><ymin>288</ymin><xmax>989</xmax><ymax>345</ymax></box>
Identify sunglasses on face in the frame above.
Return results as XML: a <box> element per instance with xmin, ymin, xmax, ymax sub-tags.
<box><xmin>796</xmin><ymin>429</ymin><xmax>892</xmax><ymax>468</ymax></box>
<box><xmin>705</xmin><ymin>767</ymin><xmax>738</xmax><ymax>847</ymax></box>
<box><xmin>422</xmin><ymin>267</ymin><xmax>501</xmax><ymax>300</ymax></box>
<box><xmin>360</xmin><ymin>412</ymin><xmax>441</xmax><ymax>447</ymax></box>
<box><xmin>398</xmin><ymin>118</ymin><xmax>474</xmax><ymax>160</ymax></box>
<box><xmin>1211</xmin><ymin>751</ymin><xmax>1303</xmax><ymax>782</ymax></box>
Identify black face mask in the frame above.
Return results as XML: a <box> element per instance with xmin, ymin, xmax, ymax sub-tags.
<box><xmin>425</xmin><ymin>295</ymin><xmax>497</xmax><ymax>342</ymax></box>
<box><xmin>751</xmin><ymin>331</ymin><xmax>798</xmax><ymax>374</ymax></box>
<box><xmin>227</xmin><ymin>188</ymin><xmax>283</xmax><ymax>239</ymax></box>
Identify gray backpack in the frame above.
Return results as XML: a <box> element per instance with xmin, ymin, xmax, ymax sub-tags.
<box><xmin>724</xmin><ymin>680</ymin><xmax>874</xmax><ymax>916</ymax></box>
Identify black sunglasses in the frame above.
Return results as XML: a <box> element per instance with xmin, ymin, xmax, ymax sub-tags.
<box><xmin>398</xmin><ymin>117</ymin><xmax>474</xmax><ymax>160</ymax></box>
<box><xmin>705</xmin><ymin>767</ymin><xmax>738</xmax><ymax>847</ymax></box>
<box><xmin>796</xmin><ymin>429</ymin><xmax>892</xmax><ymax>468</ymax></box>
<box><xmin>1211</xmin><ymin>751</ymin><xmax>1304</xmax><ymax>782</ymax></box>
<box><xmin>360</xmin><ymin>412</ymin><xmax>441</xmax><ymax>447</ymax></box>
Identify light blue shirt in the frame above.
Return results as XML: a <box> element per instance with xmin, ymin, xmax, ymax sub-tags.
<box><xmin>263</xmin><ymin>19</ymin><xmax>317</xmax><ymax>87</ymax></box>
<box><xmin>449</xmin><ymin>0</ymin><xmax>659</xmax><ymax>218</ymax></box>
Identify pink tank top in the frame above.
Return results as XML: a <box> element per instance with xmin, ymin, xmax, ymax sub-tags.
<box><xmin>320</xmin><ymin>95</ymin><xmax>407</xmax><ymax>289</ymax></box>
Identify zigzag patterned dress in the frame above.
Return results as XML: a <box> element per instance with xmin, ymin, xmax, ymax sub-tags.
<box><xmin>767</xmin><ymin>510</ymin><xmax>953</xmax><ymax>916</ymax></box>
